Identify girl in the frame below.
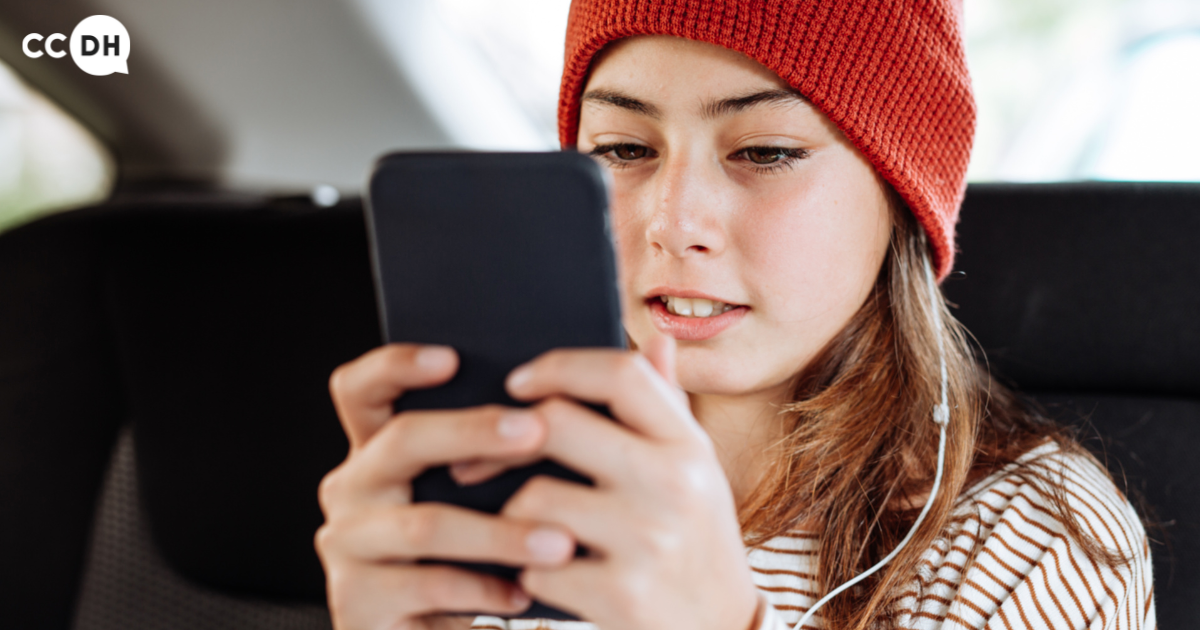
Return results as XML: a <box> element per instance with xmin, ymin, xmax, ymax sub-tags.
<box><xmin>315</xmin><ymin>1</ymin><xmax>1155</xmax><ymax>628</ymax></box>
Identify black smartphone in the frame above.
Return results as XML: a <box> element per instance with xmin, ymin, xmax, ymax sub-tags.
<box><xmin>364</xmin><ymin>151</ymin><xmax>624</xmax><ymax>620</ymax></box>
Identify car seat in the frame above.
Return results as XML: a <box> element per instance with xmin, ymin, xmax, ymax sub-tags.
<box><xmin>0</xmin><ymin>183</ymin><xmax>1195</xmax><ymax>628</ymax></box>
<box><xmin>0</xmin><ymin>196</ymin><xmax>374</xmax><ymax>629</ymax></box>
<box><xmin>944</xmin><ymin>182</ymin><xmax>1199</xmax><ymax>629</ymax></box>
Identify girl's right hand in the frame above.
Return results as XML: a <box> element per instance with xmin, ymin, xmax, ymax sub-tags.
<box><xmin>315</xmin><ymin>344</ymin><xmax>576</xmax><ymax>630</ymax></box>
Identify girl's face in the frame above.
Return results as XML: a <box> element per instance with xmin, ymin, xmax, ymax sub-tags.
<box><xmin>578</xmin><ymin>36</ymin><xmax>892</xmax><ymax>404</ymax></box>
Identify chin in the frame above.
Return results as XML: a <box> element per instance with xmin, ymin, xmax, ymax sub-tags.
<box><xmin>675</xmin><ymin>356</ymin><xmax>774</xmax><ymax>398</ymax></box>
<box><xmin>671</xmin><ymin>341</ymin><xmax>808</xmax><ymax>403</ymax></box>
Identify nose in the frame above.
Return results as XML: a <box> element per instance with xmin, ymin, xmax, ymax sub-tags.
<box><xmin>645</xmin><ymin>151</ymin><xmax>727</xmax><ymax>258</ymax></box>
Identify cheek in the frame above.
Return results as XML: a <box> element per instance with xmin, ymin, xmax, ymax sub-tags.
<box><xmin>609</xmin><ymin>187</ymin><xmax>651</xmax><ymax>329</ymax></box>
<box><xmin>736</xmin><ymin>167</ymin><xmax>890</xmax><ymax>326</ymax></box>
<box><xmin>610</xmin><ymin>185</ymin><xmax>650</xmax><ymax>277</ymax></box>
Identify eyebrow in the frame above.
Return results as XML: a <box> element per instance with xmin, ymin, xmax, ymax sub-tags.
<box><xmin>581</xmin><ymin>88</ymin><xmax>809</xmax><ymax>120</ymax></box>
<box><xmin>582</xmin><ymin>89</ymin><xmax>662</xmax><ymax>118</ymax></box>
<box><xmin>701</xmin><ymin>89</ymin><xmax>809</xmax><ymax>119</ymax></box>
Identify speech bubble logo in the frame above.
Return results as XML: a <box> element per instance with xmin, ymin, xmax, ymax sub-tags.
<box><xmin>70</xmin><ymin>15</ymin><xmax>129</xmax><ymax>76</ymax></box>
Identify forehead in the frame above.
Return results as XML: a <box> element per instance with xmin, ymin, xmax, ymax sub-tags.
<box><xmin>585</xmin><ymin>35</ymin><xmax>796</xmax><ymax>102</ymax></box>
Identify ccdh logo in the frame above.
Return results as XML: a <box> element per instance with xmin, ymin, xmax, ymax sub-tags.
<box><xmin>22</xmin><ymin>15</ymin><xmax>130</xmax><ymax>76</ymax></box>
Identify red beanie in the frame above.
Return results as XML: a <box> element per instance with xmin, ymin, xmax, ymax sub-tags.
<box><xmin>558</xmin><ymin>0</ymin><xmax>975</xmax><ymax>280</ymax></box>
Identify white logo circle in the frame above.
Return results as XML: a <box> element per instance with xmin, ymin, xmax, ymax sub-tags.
<box><xmin>70</xmin><ymin>15</ymin><xmax>130</xmax><ymax>76</ymax></box>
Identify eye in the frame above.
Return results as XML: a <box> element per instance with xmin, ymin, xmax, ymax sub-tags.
<box><xmin>742</xmin><ymin>147</ymin><xmax>791</xmax><ymax>164</ymax></box>
<box><xmin>746</xmin><ymin>147</ymin><xmax>787</xmax><ymax>164</ymax></box>
<box><xmin>612</xmin><ymin>144</ymin><xmax>648</xmax><ymax>160</ymax></box>
<box><xmin>591</xmin><ymin>143</ymin><xmax>651</xmax><ymax>160</ymax></box>
<box><xmin>733</xmin><ymin>146</ymin><xmax>809</xmax><ymax>171</ymax></box>
<box><xmin>588</xmin><ymin>143</ymin><xmax>656</xmax><ymax>168</ymax></box>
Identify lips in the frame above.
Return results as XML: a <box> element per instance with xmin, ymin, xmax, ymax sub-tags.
<box><xmin>645</xmin><ymin>290</ymin><xmax>748</xmax><ymax>341</ymax></box>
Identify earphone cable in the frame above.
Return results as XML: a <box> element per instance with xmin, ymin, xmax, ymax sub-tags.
<box><xmin>790</xmin><ymin>254</ymin><xmax>950</xmax><ymax>630</ymax></box>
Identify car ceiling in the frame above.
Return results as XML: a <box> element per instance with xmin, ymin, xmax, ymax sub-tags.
<box><xmin>0</xmin><ymin>0</ymin><xmax>457</xmax><ymax>194</ymax></box>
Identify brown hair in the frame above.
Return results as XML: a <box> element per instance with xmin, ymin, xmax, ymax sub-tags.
<box><xmin>737</xmin><ymin>202</ymin><xmax>1129</xmax><ymax>629</ymax></box>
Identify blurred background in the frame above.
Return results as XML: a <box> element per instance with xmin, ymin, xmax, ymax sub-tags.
<box><xmin>2</xmin><ymin>0</ymin><xmax>1199</xmax><ymax>232</ymax></box>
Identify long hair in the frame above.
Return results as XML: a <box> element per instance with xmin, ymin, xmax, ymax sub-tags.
<box><xmin>736</xmin><ymin>200</ymin><xmax>1128</xmax><ymax>629</ymax></box>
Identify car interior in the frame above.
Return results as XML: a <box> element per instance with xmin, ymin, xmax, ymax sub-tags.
<box><xmin>0</xmin><ymin>1</ymin><xmax>1197</xmax><ymax>628</ymax></box>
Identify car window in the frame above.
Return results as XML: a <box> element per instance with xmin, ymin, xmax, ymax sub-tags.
<box><xmin>358</xmin><ymin>0</ymin><xmax>1200</xmax><ymax>183</ymax></box>
<box><xmin>0</xmin><ymin>59</ymin><xmax>115</xmax><ymax>233</ymax></box>
<box><xmin>966</xmin><ymin>0</ymin><xmax>1200</xmax><ymax>182</ymax></box>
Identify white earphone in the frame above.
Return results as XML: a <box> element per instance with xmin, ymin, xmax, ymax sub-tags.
<box><xmin>790</xmin><ymin>253</ymin><xmax>950</xmax><ymax>630</ymax></box>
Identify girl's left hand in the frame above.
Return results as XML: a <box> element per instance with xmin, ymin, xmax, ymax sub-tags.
<box><xmin>460</xmin><ymin>336</ymin><xmax>761</xmax><ymax>630</ymax></box>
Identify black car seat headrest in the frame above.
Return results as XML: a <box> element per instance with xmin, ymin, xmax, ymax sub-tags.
<box><xmin>946</xmin><ymin>182</ymin><xmax>1200</xmax><ymax>397</ymax></box>
<box><xmin>103</xmin><ymin>200</ymin><xmax>379</xmax><ymax>602</ymax></box>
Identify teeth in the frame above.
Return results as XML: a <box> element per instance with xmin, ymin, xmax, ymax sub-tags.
<box><xmin>662</xmin><ymin>296</ymin><xmax>736</xmax><ymax>318</ymax></box>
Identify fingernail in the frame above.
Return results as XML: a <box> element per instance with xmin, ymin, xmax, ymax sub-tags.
<box><xmin>507</xmin><ymin>364</ymin><xmax>533</xmax><ymax>391</ymax></box>
<box><xmin>510</xmin><ymin>586</ymin><xmax>531</xmax><ymax>609</ymax></box>
<box><xmin>497</xmin><ymin>411</ymin><xmax>537</xmax><ymax>439</ymax></box>
<box><xmin>448</xmin><ymin>461</ymin><xmax>473</xmax><ymax>484</ymax></box>
<box><xmin>416</xmin><ymin>346</ymin><xmax>454</xmax><ymax>370</ymax></box>
<box><xmin>526</xmin><ymin>527</ymin><xmax>573</xmax><ymax>562</ymax></box>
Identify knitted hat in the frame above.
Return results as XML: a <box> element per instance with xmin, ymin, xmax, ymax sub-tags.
<box><xmin>558</xmin><ymin>0</ymin><xmax>975</xmax><ymax>280</ymax></box>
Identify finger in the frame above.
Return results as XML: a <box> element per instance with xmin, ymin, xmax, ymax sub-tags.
<box><xmin>349</xmin><ymin>406</ymin><xmax>546</xmax><ymax>494</ymax></box>
<box><xmin>639</xmin><ymin>332</ymin><xmax>679</xmax><ymax>387</ymax></box>
<box><xmin>519</xmin><ymin>560</ymin><xmax>606</xmax><ymax>623</ymax></box>
<box><xmin>326</xmin><ymin>562</ymin><xmax>530</xmax><ymax>625</ymax></box>
<box><xmin>324</xmin><ymin>502</ymin><xmax>575</xmax><ymax>567</ymax></box>
<box><xmin>329</xmin><ymin>344</ymin><xmax>458</xmax><ymax>450</ymax></box>
<box><xmin>501</xmin><ymin>475</ymin><xmax>625</xmax><ymax>550</ymax></box>
<box><xmin>506</xmin><ymin>349</ymin><xmax>696</xmax><ymax>442</ymax></box>
<box><xmin>449</xmin><ymin>456</ymin><xmax>540</xmax><ymax>486</ymax></box>
<box><xmin>451</xmin><ymin>398</ymin><xmax>650</xmax><ymax>488</ymax></box>
<box><xmin>534</xmin><ymin>397</ymin><xmax>651</xmax><ymax>486</ymax></box>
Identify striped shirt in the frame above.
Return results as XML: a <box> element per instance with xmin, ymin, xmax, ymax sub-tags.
<box><xmin>472</xmin><ymin>442</ymin><xmax>1155</xmax><ymax>630</ymax></box>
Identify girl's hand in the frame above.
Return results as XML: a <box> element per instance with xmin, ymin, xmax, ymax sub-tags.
<box><xmin>499</xmin><ymin>336</ymin><xmax>761</xmax><ymax>630</ymax></box>
<box><xmin>315</xmin><ymin>344</ymin><xmax>577</xmax><ymax>630</ymax></box>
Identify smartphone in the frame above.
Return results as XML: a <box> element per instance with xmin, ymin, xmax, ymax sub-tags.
<box><xmin>364</xmin><ymin>151</ymin><xmax>624</xmax><ymax>620</ymax></box>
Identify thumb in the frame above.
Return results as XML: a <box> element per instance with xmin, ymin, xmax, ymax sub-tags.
<box><xmin>639</xmin><ymin>332</ymin><xmax>679</xmax><ymax>388</ymax></box>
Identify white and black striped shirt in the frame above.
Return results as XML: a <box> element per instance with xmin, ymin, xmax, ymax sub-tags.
<box><xmin>473</xmin><ymin>442</ymin><xmax>1155</xmax><ymax>629</ymax></box>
